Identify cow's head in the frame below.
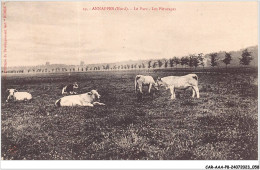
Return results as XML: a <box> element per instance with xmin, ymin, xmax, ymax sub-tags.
<box><xmin>6</xmin><ymin>89</ymin><xmax>18</xmax><ymax>96</ymax></box>
<box><xmin>155</xmin><ymin>77</ymin><xmax>164</xmax><ymax>88</ymax></box>
<box><xmin>73</xmin><ymin>82</ymin><xmax>79</xmax><ymax>89</ymax></box>
<box><xmin>88</xmin><ymin>90</ymin><xmax>101</xmax><ymax>99</ymax></box>
<box><xmin>153</xmin><ymin>82</ymin><xmax>159</xmax><ymax>90</ymax></box>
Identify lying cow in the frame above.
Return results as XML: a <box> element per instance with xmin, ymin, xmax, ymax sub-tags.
<box><xmin>62</xmin><ymin>82</ymin><xmax>78</xmax><ymax>95</ymax></box>
<box><xmin>135</xmin><ymin>75</ymin><xmax>158</xmax><ymax>94</ymax></box>
<box><xmin>55</xmin><ymin>90</ymin><xmax>105</xmax><ymax>107</ymax></box>
<box><xmin>6</xmin><ymin>89</ymin><xmax>32</xmax><ymax>102</ymax></box>
<box><xmin>156</xmin><ymin>74</ymin><xmax>200</xmax><ymax>99</ymax></box>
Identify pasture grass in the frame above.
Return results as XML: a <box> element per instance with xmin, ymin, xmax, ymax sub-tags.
<box><xmin>1</xmin><ymin>69</ymin><xmax>258</xmax><ymax>160</ymax></box>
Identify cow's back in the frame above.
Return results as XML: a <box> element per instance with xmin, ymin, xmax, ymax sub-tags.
<box><xmin>14</xmin><ymin>92</ymin><xmax>32</xmax><ymax>100</ymax></box>
<box><xmin>60</xmin><ymin>95</ymin><xmax>81</xmax><ymax>106</ymax></box>
<box><xmin>145</xmin><ymin>76</ymin><xmax>155</xmax><ymax>84</ymax></box>
<box><xmin>60</xmin><ymin>93</ymin><xmax>94</xmax><ymax>106</ymax></box>
<box><xmin>162</xmin><ymin>74</ymin><xmax>198</xmax><ymax>87</ymax></box>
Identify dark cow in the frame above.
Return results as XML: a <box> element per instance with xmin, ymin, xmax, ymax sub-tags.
<box><xmin>62</xmin><ymin>82</ymin><xmax>78</xmax><ymax>95</ymax></box>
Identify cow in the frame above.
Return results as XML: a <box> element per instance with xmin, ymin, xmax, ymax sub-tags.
<box><xmin>155</xmin><ymin>74</ymin><xmax>200</xmax><ymax>99</ymax></box>
<box><xmin>6</xmin><ymin>89</ymin><xmax>32</xmax><ymax>102</ymax></box>
<box><xmin>135</xmin><ymin>75</ymin><xmax>159</xmax><ymax>94</ymax></box>
<box><xmin>62</xmin><ymin>82</ymin><xmax>78</xmax><ymax>95</ymax></box>
<box><xmin>55</xmin><ymin>90</ymin><xmax>105</xmax><ymax>107</ymax></box>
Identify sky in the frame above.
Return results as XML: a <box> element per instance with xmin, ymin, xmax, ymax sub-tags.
<box><xmin>1</xmin><ymin>1</ymin><xmax>258</xmax><ymax>67</ymax></box>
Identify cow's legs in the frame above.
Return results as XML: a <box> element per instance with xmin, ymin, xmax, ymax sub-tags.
<box><xmin>93</xmin><ymin>102</ymin><xmax>106</xmax><ymax>106</ymax></box>
<box><xmin>191</xmin><ymin>87</ymin><xmax>196</xmax><ymax>98</ymax></box>
<box><xmin>6</xmin><ymin>95</ymin><xmax>14</xmax><ymax>102</ymax></box>
<box><xmin>139</xmin><ymin>84</ymin><xmax>143</xmax><ymax>94</ymax></box>
<box><xmin>148</xmin><ymin>83</ymin><xmax>152</xmax><ymax>93</ymax></box>
<box><xmin>193</xmin><ymin>86</ymin><xmax>200</xmax><ymax>98</ymax></box>
<box><xmin>83</xmin><ymin>103</ymin><xmax>94</xmax><ymax>107</ymax></box>
<box><xmin>6</xmin><ymin>95</ymin><xmax>11</xmax><ymax>102</ymax></box>
<box><xmin>62</xmin><ymin>87</ymin><xmax>66</xmax><ymax>94</ymax></box>
<box><xmin>169</xmin><ymin>86</ymin><xmax>175</xmax><ymax>99</ymax></box>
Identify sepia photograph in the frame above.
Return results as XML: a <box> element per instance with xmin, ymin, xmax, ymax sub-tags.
<box><xmin>1</xmin><ymin>0</ymin><xmax>258</xmax><ymax>166</ymax></box>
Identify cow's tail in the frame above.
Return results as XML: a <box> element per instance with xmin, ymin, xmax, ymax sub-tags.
<box><xmin>55</xmin><ymin>99</ymin><xmax>61</xmax><ymax>107</ymax></box>
<box><xmin>135</xmin><ymin>75</ymin><xmax>141</xmax><ymax>93</ymax></box>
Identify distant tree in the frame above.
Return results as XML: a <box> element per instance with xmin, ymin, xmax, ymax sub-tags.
<box><xmin>222</xmin><ymin>52</ymin><xmax>232</xmax><ymax>69</ymax></box>
<box><xmin>127</xmin><ymin>65</ymin><xmax>130</xmax><ymax>69</ymax></box>
<box><xmin>158</xmin><ymin>60</ymin><xmax>163</xmax><ymax>68</ymax></box>
<box><xmin>209</xmin><ymin>53</ymin><xmax>218</xmax><ymax>68</ymax></box>
<box><xmin>113</xmin><ymin>65</ymin><xmax>117</xmax><ymax>70</ymax></box>
<box><xmin>169</xmin><ymin>59</ymin><xmax>174</xmax><ymax>68</ymax></box>
<box><xmin>197</xmin><ymin>53</ymin><xmax>205</xmax><ymax>69</ymax></box>
<box><xmin>148</xmin><ymin>61</ymin><xmax>152</xmax><ymax>68</ymax></box>
<box><xmin>164</xmin><ymin>60</ymin><xmax>168</xmax><ymax>68</ymax></box>
<box><xmin>240</xmin><ymin>49</ymin><xmax>252</xmax><ymax>66</ymax></box>
<box><xmin>193</xmin><ymin>56</ymin><xmax>200</xmax><ymax>69</ymax></box>
<box><xmin>142</xmin><ymin>63</ymin><xmax>145</xmax><ymax>68</ymax></box>
<box><xmin>181</xmin><ymin>56</ymin><xmax>189</xmax><ymax>68</ymax></box>
<box><xmin>152</xmin><ymin>61</ymin><xmax>157</xmax><ymax>68</ymax></box>
<box><xmin>105</xmin><ymin>64</ymin><xmax>110</xmax><ymax>70</ymax></box>
<box><xmin>173</xmin><ymin>57</ymin><xmax>180</xmax><ymax>68</ymax></box>
<box><xmin>188</xmin><ymin>54</ymin><xmax>195</xmax><ymax>69</ymax></box>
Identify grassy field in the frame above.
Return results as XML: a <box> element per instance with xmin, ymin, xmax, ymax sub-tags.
<box><xmin>1</xmin><ymin>68</ymin><xmax>258</xmax><ymax>160</ymax></box>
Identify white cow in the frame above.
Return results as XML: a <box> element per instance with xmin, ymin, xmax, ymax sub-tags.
<box><xmin>55</xmin><ymin>90</ymin><xmax>105</xmax><ymax>107</ymax></box>
<box><xmin>6</xmin><ymin>89</ymin><xmax>32</xmax><ymax>102</ymax></box>
<box><xmin>156</xmin><ymin>74</ymin><xmax>200</xmax><ymax>99</ymax></box>
<box><xmin>135</xmin><ymin>75</ymin><xmax>158</xmax><ymax>94</ymax></box>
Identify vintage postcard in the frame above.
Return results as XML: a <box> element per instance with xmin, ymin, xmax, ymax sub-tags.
<box><xmin>1</xmin><ymin>1</ymin><xmax>259</xmax><ymax>169</ymax></box>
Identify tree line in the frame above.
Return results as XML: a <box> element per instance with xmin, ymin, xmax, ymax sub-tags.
<box><xmin>209</xmin><ymin>49</ymin><xmax>253</xmax><ymax>69</ymax></box>
<box><xmin>3</xmin><ymin>49</ymin><xmax>254</xmax><ymax>74</ymax></box>
<box><xmin>103</xmin><ymin>49</ymin><xmax>253</xmax><ymax>70</ymax></box>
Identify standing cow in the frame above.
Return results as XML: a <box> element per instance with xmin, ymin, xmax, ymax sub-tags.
<box><xmin>6</xmin><ymin>89</ymin><xmax>32</xmax><ymax>102</ymax></box>
<box><xmin>62</xmin><ymin>82</ymin><xmax>78</xmax><ymax>95</ymax></box>
<box><xmin>156</xmin><ymin>74</ymin><xmax>200</xmax><ymax>99</ymax></box>
<box><xmin>135</xmin><ymin>75</ymin><xmax>158</xmax><ymax>94</ymax></box>
<box><xmin>55</xmin><ymin>90</ymin><xmax>105</xmax><ymax>107</ymax></box>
